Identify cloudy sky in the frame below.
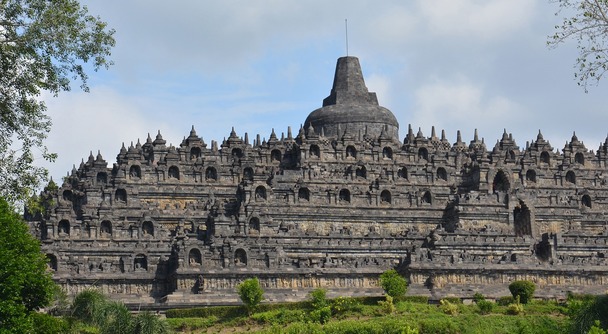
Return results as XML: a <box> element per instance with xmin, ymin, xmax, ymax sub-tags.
<box><xmin>39</xmin><ymin>0</ymin><xmax>607</xmax><ymax>181</ymax></box>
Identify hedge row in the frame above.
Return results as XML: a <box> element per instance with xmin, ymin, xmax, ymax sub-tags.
<box><xmin>166</xmin><ymin>305</ymin><xmax>244</xmax><ymax>319</ymax></box>
<box><xmin>166</xmin><ymin>300</ymin><xmax>313</xmax><ymax>319</ymax></box>
<box><xmin>166</xmin><ymin>296</ymin><xmax>397</xmax><ymax>319</ymax></box>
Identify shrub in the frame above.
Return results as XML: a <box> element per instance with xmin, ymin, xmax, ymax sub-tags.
<box><xmin>377</xmin><ymin>295</ymin><xmax>396</xmax><ymax>315</ymax></box>
<box><xmin>473</xmin><ymin>292</ymin><xmax>485</xmax><ymax>303</ymax></box>
<box><xmin>309</xmin><ymin>306</ymin><xmax>332</xmax><ymax>324</ymax></box>
<box><xmin>442</xmin><ymin>297</ymin><xmax>462</xmax><ymax>304</ymax></box>
<box><xmin>588</xmin><ymin>320</ymin><xmax>607</xmax><ymax>334</ymax></box>
<box><xmin>165</xmin><ymin>305</ymin><xmax>244</xmax><ymax>319</ymax></box>
<box><xmin>252</xmin><ymin>309</ymin><xmax>306</xmax><ymax>325</ymax></box>
<box><xmin>567</xmin><ymin>291</ymin><xmax>595</xmax><ymax>302</ymax></box>
<box><xmin>508</xmin><ymin>280</ymin><xmax>536</xmax><ymax>304</ymax></box>
<box><xmin>165</xmin><ymin>317</ymin><xmax>218</xmax><ymax>331</ymax></box>
<box><xmin>401</xmin><ymin>296</ymin><xmax>429</xmax><ymax>304</ymax></box>
<box><xmin>507</xmin><ymin>302</ymin><xmax>524</xmax><ymax>315</ymax></box>
<box><xmin>507</xmin><ymin>296</ymin><xmax>524</xmax><ymax>315</ymax></box>
<box><xmin>31</xmin><ymin>312</ymin><xmax>69</xmax><ymax>334</ymax></box>
<box><xmin>331</xmin><ymin>296</ymin><xmax>362</xmax><ymax>316</ymax></box>
<box><xmin>569</xmin><ymin>294</ymin><xmax>608</xmax><ymax>334</ymax></box>
<box><xmin>419</xmin><ymin>318</ymin><xmax>461</xmax><ymax>333</ymax></box>
<box><xmin>310</xmin><ymin>288</ymin><xmax>328</xmax><ymax>310</ymax></box>
<box><xmin>96</xmin><ymin>301</ymin><xmax>132</xmax><ymax>334</ymax></box>
<box><xmin>70</xmin><ymin>289</ymin><xmax>171</xmax><ymax>334</ymax></box>
<box><xmin>131</xmin><ymin>311</ymin><xmax>170</xmax><ymax>334</ymax></box>
<box><xmin>237</xmin><ymin>277</ymin><xmax>264</xmax><ymax>314</ymax></box>
<box><xmin>439</xmin><ymin>299</ymin><xmax>458</xmax><ymax>315</ymax></box>
<box><xmin>379</xmin><ymin>269</ymin><xmax>407</xmax><ymax>299</ymax></box>
<box><xmin>70</xmin><ymin>289</ymin><xmax>108</xmax><ymax>324</ymax></box>
<box><xmin>477</xmin><ymin>300</ymin><xmax>494</xmax><ymax>314</ymax></box>
<box><xmin>497</xmin><ymin>296</ymin><xmax>515</xmax><ymax>306</ymax></box>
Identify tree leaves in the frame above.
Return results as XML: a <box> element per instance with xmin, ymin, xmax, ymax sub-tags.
<box><xmin>0</xmin><ymin>197</ymin><xmax>56</xmax><ymax>332</ymax></box>
<box><xmin>0</xmin><ymin>0</ymin><xmax>114</xmax><ymax>205</ymax></box>
<box><xmin>548</xmin><ymin>0</ymin><xmax>608</xmax><ymax>92</ymax></box>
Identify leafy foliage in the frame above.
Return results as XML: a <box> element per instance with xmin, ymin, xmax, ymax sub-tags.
<box><xmin>309</xmin><ymin>306</ymin><xmax>332</xmax><ymax>324</ymax></box>
<box><xmin>167</xmin><ymin>305</ymin><xmax>246</xmax><ymax>320</ymax></box>
<box><xmin>310</xmin><ymin>288</ymin><xmax>328</xmax><ymax>310</ymax></box>
<box><xmin>330</xmin><ymin>296</ymin><xmax>363</xmax><ymax>317</ymax></box>
<box><xmin>0</xmin><ymin>197</ymin><xmax>56</xmax><ymax>332</ymax></box>
<box><xmin>131</xmin><ymin>311</ymin><xmax>170</xmax><ymax>334</ymax></box>
<box><xmin>25</xmin><ymin>179</ymin><xmax>58</xmax><ymax>220</ymax></box>
<box><xmin>504</xmin><ymin>295</ymin><xmax>526</xmax><ymax>316</ymax></box>
<box><xmin>507</xmin><ymin>300</ymin><xmax>525</xmax><ymax>315</ymax></box>
<box><xmin>167</xmin><ymin>293</ymin><xmax>569</xmax><ymax>334</ymax></box>
<box><xmin>588</xmin><ymin>320</ymin><xmax>608</xmax><ymax>334</ymax></box>
<box><xmin>31</xmin><ymin>312</ymin><xmax>69</xmax><ymax>334</ymax></box>
<box><xmin>70</xmin><ymin>289</ymin><xmax>169</xmax><ymax>334</ymax></box>
<box><xmin>377</xmin><ymin>294</ymin><xmax>396</xmax><ymax>315</ymax></box>
<box><xmin>251</xmin><ymin>309</ymin><xmax>305</xmax><ymax>325</ymax></box>
<box><xmin>509</xmin><ymin>280</ymin><xmax>536</xmax><ymax>304</ymax></box>
<box><xmin>237</xmin><ymin>277</ymin><xmax>264</xmax><ymax>314</ymax></box>
<box><xmin>439</xmin><ymin>298</ymin><xmax>459</xmax><ymax>315</ymax></box>
<box><xmin>379</xmin><ymin>269</ymin><xmax>407</xmax><ymax>299</ymax></box>
<box><xmin>497</xmin><ymin>296</ymin><xmax>515</xmax><ymax>306</ymax></box>
<box><xmin>0</xmin><ymin>0</ymin><xmax>115</xmax><ymax>205</ymax></box>
<box><xmin>476</xmin><ymin>300</ymin><xmax>494</xmax><ymax>315</ymax></box>
<box><xmin>96</xmin><ymin>301</ymin><xmax>132</xmax><ymax>334</ymax></box>
<box><xmin>401</xmin><ymin>295</ymin><xmax>429</xmax><ymax>304</ymax></box>
<box><xmin>549</xmin><ymin>0</ymin><xmax>608</xmax><ymax>91</ymax></box>
<box><xmin>165</xmin><ymin>316</ymin><xmax>218</xmax><ymax>331</ymax></box>
<box><xmin>569</xmin><ymin>294</ymin><xmax>608</xmax><ymax>334</ymax></box>
<box><xmin>472</xmin><ymin>292</ymin><xmax>485</xmax><ymax>303</ymax></box>
<box><xmin>70</xmin><ymin>288</ymin><xmax>107</xmax><ymax>325</ymax></box>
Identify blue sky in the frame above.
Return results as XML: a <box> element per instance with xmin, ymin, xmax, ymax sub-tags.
<box><xmin>40</xmin><ymin>1</ymin><xmax>608</xmax><ymax>180</ymax></box>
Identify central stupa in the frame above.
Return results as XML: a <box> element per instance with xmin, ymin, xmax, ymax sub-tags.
<box><xmin>304</xmin><ymin>56</ymin><xmax>399</xmax><ymax>140</ymax></box>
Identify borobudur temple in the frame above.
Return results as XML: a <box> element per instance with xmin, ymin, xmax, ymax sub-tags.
<box><xmin>28</xmin><ymin>56</ymin><xmax>608</xmax><ymax>306</ymax></box>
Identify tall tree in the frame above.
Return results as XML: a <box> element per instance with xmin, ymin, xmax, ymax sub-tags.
<box><xmin>549</xmin><ymin>0</ymin><xmax>608</xmax><ymax>91</ymax></box>
<box><xmin>0</xmin><ymin>197</ymin><xmax>56</xmax><ymax>332</ymax></box>
<box><xmin>0</xmin><ymin>0</ymin><xmax>115</xmax><ymax>205</ymax></box>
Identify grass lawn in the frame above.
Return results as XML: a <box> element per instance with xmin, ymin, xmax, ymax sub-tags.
<box><xmin>166</xmin><ymin>297</ymin><xmax>570</xmax><ymax>334</ymax></box>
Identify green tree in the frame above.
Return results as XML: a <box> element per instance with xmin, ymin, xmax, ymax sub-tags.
<box><xmin>549</xmin><ymin>0</ymin><xmax>608</xmax><ymax>91</ymax></box>
<box><xmin>0</xmin><ymin>197</ymin><xmax>56</xmax><ymax>333</ymax></box>
<box><xmin>31</xmin><ymin>312</ymin><xmax>69</xmax><ymax>334</ymax></box>
<box><xmin>379</xmin><ymin>269</ymin><xmax>407</xmax><ymax>299</ymax></box>
<box><xmin>0</xmin><ymin>0</ymin><xmax>115</xmax><ymax>205</ymax></box>
<box><xmin>508</xmin><ymin>280</ymin><xmax>536</xmax><ymax>304</ymax></box>
<box><xmin>237</xmin><ymin>277</ymin><xmax>264</xmax><ymax>314</ymax></box>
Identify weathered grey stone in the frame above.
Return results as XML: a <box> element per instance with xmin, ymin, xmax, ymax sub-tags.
<box><xmin>28</xmin><ymin>56</ymin><xmax>608</xmax><ymax>306</ymax></box>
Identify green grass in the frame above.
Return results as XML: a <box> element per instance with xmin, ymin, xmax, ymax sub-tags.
<box><xmin>165</xmin><ymin>316</ymin><xmax>218</xmax><ymax>331</ymax></box>
<box><xmin>167</xmin><ymin>297</ymin><xmax>570</xmax><ymax>334</ymax></box>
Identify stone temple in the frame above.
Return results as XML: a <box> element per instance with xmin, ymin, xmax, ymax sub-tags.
<box><xmin>30</xmin><ymin>56</ymin><xmax>608</xmax><ymax>306</ymax></box>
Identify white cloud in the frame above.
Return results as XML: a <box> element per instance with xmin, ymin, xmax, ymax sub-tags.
<box><xmin>41</xmin><ymin>87</ymin><xmax>181</xmax><ymax>180</ymax></box>
<box><xmin>411</xmin><ymin>77</ymin><xmax>523</xmax><ymax>140</ymax></box>
<box><xmin>365</xmin><ymin>73</ymin><xmax>392</xmax><ymax>107</ymax></box>
<box><xmin>33</xmin><ymin>0</ymin><xmax>608</xmax><ymax>182</ymax></box>
<box><xmin>416</xmin><ymin>0</ymin><xmax>537</xmax><ymax>40</ymax></box>
<box><xmin>359</xmin><ymin>6</ymin><xmax>418</xmax><ymax>52</ymax></box>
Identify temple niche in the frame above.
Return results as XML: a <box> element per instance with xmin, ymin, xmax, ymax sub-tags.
<box><xmin>513</xmin><ymin>201</ymin><xmax>532</xmax><ymax>237</ymax></box>
<box><xmin>28</xmin><ymin>56</ymin><xmax>608</xmax><ymax>306</ymax></box>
